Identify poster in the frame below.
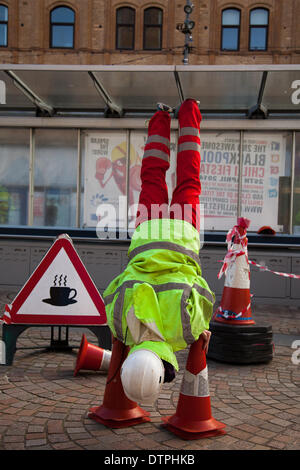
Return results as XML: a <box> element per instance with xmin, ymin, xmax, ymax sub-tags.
<box><xmin>84</xmin><ymin>131</ymin><xmax>128</xmax><ymax>233</ymax></box>
<box><xmin>84</xmin><ymin>130</ymin><xmax>177</xmax><ymax>234</ymax></box>
<box><xmin>200</xmin><ymin>132</ymin><xmax>286</xmax><ymax>231</ymax></box>
<box><xmin>83</xmin><ymin>130</ymin><xmax>287</xmax><ymax>234</ymax></box>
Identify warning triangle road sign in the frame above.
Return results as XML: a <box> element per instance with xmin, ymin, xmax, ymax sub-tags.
<box><xmin>2</xmin><ymin>234</ymin><xmax>107</xmax><ymax>326</ymax></box>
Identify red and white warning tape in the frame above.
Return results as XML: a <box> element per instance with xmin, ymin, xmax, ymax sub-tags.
<box><xmin>218</xmin><ymin>257</ymin><xmax>300</xmax><ymax>281</ymax></box>
<box><xmin>217</xmin><ymin>248</ymin><xmax>247</xmax><ymax>279</ymax></box>
<box><xmin>216</xmin><ymin>218</ymin><xmax>300</xmax><ymax>321</ymax></box>
<box><xmin>218</xmin><ymin>221</ymin><xmax>300</xmax><ymax>281</ymax></box>
<box><xmin>215</xmin><ymin>301</ymin><xmax>252</xmax><ymax>320</ymax></box>
<box><xmin>218</xmin><ymin>223</ymin><xmax>249</xmax><ymax>279</ymax></box>
<box><xmin>248</xmin><ymin>260</ymin><xmax>300</xmax><ymax>279</ymax></box>
<box><xmin>0</xmin><ymin>304</ymin><xmax>12</xmax><ymax>325</ymax></box>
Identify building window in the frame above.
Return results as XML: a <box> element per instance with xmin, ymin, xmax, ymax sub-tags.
<box><xmin>50</xmin><ymin>6</ymin><xmax>75</xmax><ymax>49</ymax></box>
<box><xmin>116</xmin><ymin>7</ymin><xmax>135</xmax><ymax>50</ymax></box>
<box><xmin>143</xmin><ymin>7</ymin><xmax>163</xmax><ymax>50</ymax></box>
<box><xmin>249</xmin><ymin>8</ymin><xmax>269</xmax><ymax>51</ymax></box>
<box><xmin>0</xmin><ymin>4</ymin><xmax>8</xmax><ymax>47</ymax></box>
<box><xmin>221</xmin><ymin>8</ymin><xmax>240</xmax><ymax>51</ymax></box>
<box><xmin>0</xmin><ymin>129</ymin><xmax>30</xmax><ymax>226</ymax></box>
<box><xmin>34</xmin><ymin>129</ymin><xmax>78</xmax><ymax>227</ymax></box>
<box><xmin>293</xmin><ymin>133</ymin><xmax>300</xmax><ymax>234</ymax></box>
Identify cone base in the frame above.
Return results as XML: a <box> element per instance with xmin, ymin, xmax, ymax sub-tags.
<box><xmin>214</xmin><ymin>315</ymin><xmax>255</xmax><ymax>326</ymax></box>
<box><xmin>88</xmin><ymin>405</ymin><xmax>150</xmax><ymax>429</ymax></box>
<box><xmin>215</xmin><ymin>286</ymin><xmax>255</xmax><ymax>325</ymax></box>
<box><xmin>162</xmin><ymin>416</ymin><xmax>226</xmax><ymax>441</ymax></box>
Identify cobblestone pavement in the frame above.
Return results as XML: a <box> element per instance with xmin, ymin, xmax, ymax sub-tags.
<box><xmin>0</xmin><ymin>290</ymin><xmax>299</xmax><ymax>451</ymax></box>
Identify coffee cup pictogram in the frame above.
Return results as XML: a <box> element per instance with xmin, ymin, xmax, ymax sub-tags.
<box><xmin>42</xmin><ymin>274</ymin><xmax>77</xmax><ymax>307</ymax></box>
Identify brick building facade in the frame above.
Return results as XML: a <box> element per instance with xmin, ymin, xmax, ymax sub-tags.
<box><xmin>0</xmin><ymin>0</ymin><xmax>299</xmax><ymax>65</ymax></box>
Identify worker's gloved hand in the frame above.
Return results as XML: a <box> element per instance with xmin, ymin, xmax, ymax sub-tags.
<box><xmin>201</xmin><ymin>330</ymin><xmax>212</xmax><ymax>354</ymax></box>
<box><xmin>162</xmin><ymin>360</ymin><xmax>175</xmax><ymax>383</ymax></box>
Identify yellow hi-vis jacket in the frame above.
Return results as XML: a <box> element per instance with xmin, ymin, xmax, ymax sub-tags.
<box><xmin>103</xmin><ymin>218</ymin><xmax>215</xmax><ymax>370</ymax></box>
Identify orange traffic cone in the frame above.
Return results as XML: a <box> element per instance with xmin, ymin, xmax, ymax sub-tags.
<box><xmin>162</xmin><ymin>336</ymin><xmax>226</xmax><ymax>440</ymax></box>
<box><xmin>214</xmin><ymin>217</ymin><xmax>255</xmax><ymax>325</ymax></box>
<box><xmin>88</xmin><ymin>337</ymin><xmax>150</xmax><ymax>428</ymax></box>
<box><xmin>74</xmin><ymin>334</ymin><xmax>112</xmax><ymax>376</ymax></box>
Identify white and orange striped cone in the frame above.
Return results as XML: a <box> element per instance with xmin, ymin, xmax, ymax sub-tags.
<box><xmin>214</xmin><ymin>217</ymin><xmax>255</xmax><ymax>325</ymax></box>
<box><xmin>162</xmin><ymin>336</ymin><xmax>226</xmax><ymax>440</ymax></box>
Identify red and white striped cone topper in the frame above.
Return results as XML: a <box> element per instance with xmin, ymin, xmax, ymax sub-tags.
<box><xmin>214</xmin><ymin>218</ymin><xmax>255</xmax><ymax>325</ymax></box>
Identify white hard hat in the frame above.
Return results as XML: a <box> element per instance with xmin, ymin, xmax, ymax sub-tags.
<box><xmin>121</xmin><ymin>349</ymin><xmax>165</xmax><ymax>406</ymax></box>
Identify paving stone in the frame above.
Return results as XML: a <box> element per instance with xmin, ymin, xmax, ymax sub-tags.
<box><xmin>0</xmin><ymin>293</ymin><xmax>299</xmax><ymax>451</ymax></box>
<box><xmin>25</xmin><ymin>438</ymin><xmax>47</xmax><ymax>447</ymax></box>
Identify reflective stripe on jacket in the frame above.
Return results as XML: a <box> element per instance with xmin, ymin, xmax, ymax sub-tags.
<box><xmin>103</xmin><ymin>218</ymin><xmax>215</xmax><ymax>370</ymax></box>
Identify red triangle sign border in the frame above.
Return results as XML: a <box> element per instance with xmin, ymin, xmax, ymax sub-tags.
<box><xmin>6</xmin><ymin>235</ymin><xmax>107</xmax><ymax>326</ymax></box>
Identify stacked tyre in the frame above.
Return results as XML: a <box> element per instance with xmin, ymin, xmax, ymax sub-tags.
<box><xmin>208</xmin><ymin>322</ymin><xmax>274</xmax><ymax>364</ymax></box>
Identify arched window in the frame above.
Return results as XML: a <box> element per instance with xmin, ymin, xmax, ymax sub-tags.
<box><xmin>143</xmin><ymin>7</ymin><xmax>163</xmax><ymax>50</ymax></box>
<box><xmin>249</xmin><ymin>8</ymin><xmax>269</xmax><ymax>51</ymax></box>
<box><xmin>50</xmin><ymin>6</ymin><xmax>75</xmax><ymax>48</ymax></box>
<box><xmin>221</xmin><ymin>8</ymin><xmax>241</xmax><ymax>51</ymax></box>
<box><xmin>0</xmin><ymin>4</ymin><xmax>8</xmax><ymax>47</ymax></box>
<box><xmin>116</xmin><ymin>7</ymin><xmax>135</xmax><ymax>50</ymax></box>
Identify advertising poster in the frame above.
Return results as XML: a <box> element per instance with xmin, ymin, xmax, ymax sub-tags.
<box><xmin>200</xmin><ymin>132</ymin><xmax>286</xmax><ymax>231</ymax></box>
<box><xmin>84</xmin><ymin>130</ymin><xmax>177</xmax><ymax>232</ymax></box>
<box><xmin>84</xmin><ymin>131</ymin><xmax>128</xmax><ymax>231</ymax></box>
<box><xmin>241</xmin><ymin>133</ymin><xmax>286</xmax><ymax>232</ymax></box>
<box><xmin>84</xmin><ymin>130</ymin><xmax>286</xmax><ymax>234</ymax></box>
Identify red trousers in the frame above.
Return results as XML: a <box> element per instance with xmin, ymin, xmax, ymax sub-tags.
<box><xmin>136</xmin><ymin>99</ymin><xmax>202</xmax><ymax>231</ymax></box>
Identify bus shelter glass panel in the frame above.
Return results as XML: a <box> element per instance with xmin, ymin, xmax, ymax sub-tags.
<box><xmin>293</xmin><ymin>132</ymin><xmax>300</xmax><ymax>234</ymax></box>
<box><xmin>200</xmin><ymin>131</ymin><xmax>240</xmax><ymax>231</ymax></box>
<box><xmin>33</xmin><ymin>129</ymin><xmax>77</xmax><ymax>227</ymax></box>
<box><xmin>82</xmin><ymin>130</ymin><xmax>128</xmax><ymax>237</ymax></box>
<box><xmin>128</xmin><ymin>130</ymin><xmax>178</xmax><ymax>235</ymax></box>
<box><xmin>241</xmin><ymin>132</ymin><xmax>292</xmax><ymax>233</ymax></box>
<box><xmin>0</xmin><ymin>128</ymin><xmax>29</xmax><ymax>226</ymax></box>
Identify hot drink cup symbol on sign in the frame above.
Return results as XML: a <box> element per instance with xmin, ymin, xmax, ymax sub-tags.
<box><xmin>42</xmin><ymin>274</ymin><xmax>77</xmax><ymax>307</ymax></box>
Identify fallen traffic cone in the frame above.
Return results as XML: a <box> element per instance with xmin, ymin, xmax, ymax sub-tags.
<box><xmin>88</xmin><ymin>337</ymin><xmax>150</xmax><ymax>428</ymax></box>
<box><xmin>74</xmin><ymin>334</ymin><xmax>112</xmax><ymax>376</ymax></box>
<box><xmin>162</xmin><ymin>336</ymin><xmax>226</xmax><ymax>440</ymax></box>
<box><xmin>214</xmin><ymin>217</ymin><xmax>255</xmax><ymax>325</ymax></box>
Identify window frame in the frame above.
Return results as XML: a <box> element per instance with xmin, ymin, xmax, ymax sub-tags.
<box><xmin>143</xmin><ymin>6</ymin><xmax>163</xmax><ymax>51</ymax></box>
<box><xmin>249</xmin><ymin>7</ymin><xmax>269</xmax><ymax>52</ymax></box>
<box><xmin>0</xmin><ymin>4</ymin><xmax>8</xmax><ymax>48</ymax></box>
<box><xmin>50</xmin><ymin>5</ymin><xmax>75</xmax><ymax>50</ymax></box>
<box><xmin>221</xmin><ymin>7</ymin><xmax>241</xmax><ymax>52</ymax></box>
<box><xmin>115</xmin><ymin>6</ymin><xmax>136</xmax><ymax>51</ymax></box>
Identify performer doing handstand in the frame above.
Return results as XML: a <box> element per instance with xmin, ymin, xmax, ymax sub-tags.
<box><xmin>103</xmin><ymin>99</ymin><xmax>214</xmax><ymax>405</ymax></box>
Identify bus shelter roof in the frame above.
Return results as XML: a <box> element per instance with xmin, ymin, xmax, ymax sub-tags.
<box><xmin>0</xmin><ymin>64</ymin><xmax>299</xmax><ymax>119</ymax></box>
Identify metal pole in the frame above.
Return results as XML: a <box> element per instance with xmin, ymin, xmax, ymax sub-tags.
<box><xmin>76</xmin><ymin>129</ymin><xmax>82</xmax><ymax>228</ymax></box>
<box><xmin>237</xmin><ymin>130</ymin><xmax>244</xmax><ymax>218</ymax></box>
<box><xmin>183</xmin><ymin>1</ymin><xmax>193</xmax><ymax>65</ymax></box>
<box><xmin>125</xmin><ymin>129</ymin><xmax>131</xmax><ymax>239</ymax></box>
<box><xmin>28</xmin><ymin>128</ymin><xmax>35</xmax><ymax>226</ymax></box>
<box><xmin>289</xmin><ymin>131</ymin><xmax>296</xmax><ymax>234</ymax></box>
